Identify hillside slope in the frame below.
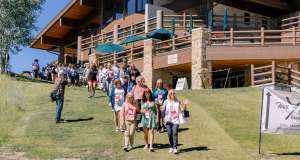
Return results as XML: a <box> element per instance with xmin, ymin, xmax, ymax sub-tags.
<box><xmin>1</xmin><ymin>76</ymin><xmax>300</xmax><ymax>160</ymax></box>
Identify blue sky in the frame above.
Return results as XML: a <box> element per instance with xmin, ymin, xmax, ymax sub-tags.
<box><xmin>10</xmin><ymin>0</ymin><xmax>70</xmax><ymax>73</ymax></box>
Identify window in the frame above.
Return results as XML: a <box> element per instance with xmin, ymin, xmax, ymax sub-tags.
<box><xmin>244</xmin><ymin>13</ymin><xmax>250</xmax><ymax>25</ymax></box>
<box><xmin>262</xmin><ymin>18</ymin><xmax>268</xmax><ymax>29</ymax></box>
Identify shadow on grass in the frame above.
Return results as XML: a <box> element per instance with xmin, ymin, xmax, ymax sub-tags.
<box><xmin>93</xmin><ymin>95</ymin><xmax>107</xmax><ymax>98</ymax></box>
<box><xmin>178</xmin><ymin>128</ymin><xmax>189</xmax><ymax>132</ymax></box>
<box><xmin>65</xmin><ymin>117</ymin><xmax>94</xmax><ymax>123</ymax></box>
<box><xmin>179</xmin><ymin>146</ymin><xmax>210</xmax><ymax>153</ymax></box>
<box><xmin>276</xmin><ymin>152</ymin><xmax>300</xmax><ymax>156</ymax></box>
<box><xmin>134</xmin><ymin>143</ymin><xmax>183</xmax><ymax>150</ymax></box>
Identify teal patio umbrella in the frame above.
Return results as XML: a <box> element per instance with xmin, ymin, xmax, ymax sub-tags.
<box><xmin>189</xmin><ymin>13</ymin><xmax>193</xmax><ymax>34</ymax></box>
<box><xmin>223</xmin><ymin>8</ymin><xmax>228</xmax><ymax>31</ymax></box>
<box><xmin>208</xmin><ymin>10</ymin><xmax>214</xmax><ymax>31</ymax></box>
<box><xmin>119</xmin><ymin>35</ymin><xmax>145</xmax><ymax>45</ymax></box>
<box><xmin>171</xmin><ymin>17</ymin><xmax>175</xmax><ymax>37</ymax></box>
<box><xmin>95</xmin><ymin>43</ymin><xmax>125</xmax><ymax>55</ymax></box>
<box><xmin>146</xmin><ymin>27</ymin><xmax>174</xmax><ymax>40</ymax></box>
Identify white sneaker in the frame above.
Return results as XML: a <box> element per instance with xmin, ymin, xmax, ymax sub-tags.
<box><xmin>143</xmin><ymin>145</ymin><xmax>149</xmax><ymax>150</ymax></box>
<box><xmin>115</xmin><ymin>127</ymin><xmax>119</xmax><ymax>132</ymax></box>
<box><xmin>173</xmin><ymin>149</ymin><xmax>178</xmax><ymax>154</ymax></box>
<box><xmin>168</xmin><ymin>148</ymin><xmax>173</xmax><ymax>153</ymax></box>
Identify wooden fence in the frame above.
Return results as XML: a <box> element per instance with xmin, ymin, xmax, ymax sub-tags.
<box><xmin>81</xmin><ymin>14</ymin><xmax>202</xmax><ymax>52</ymax></box>
<box><xmin>281</xmin><ymin>15</ymin><xmax>300</xmax><ymax>29</ymax></box>
<box><xmin>251</xmin><ymin>61</ymin><xmax>300</xmax><ymax>88</ymax></box>
<box><xmin>210</xmin><ymin>27</ymin><xmax>300</xmax><ymax>46</ymax></box>
<box><xmin>155</xmin><ymin>35</ymin><xmax>191</xmax><ymax>54</ymax></box>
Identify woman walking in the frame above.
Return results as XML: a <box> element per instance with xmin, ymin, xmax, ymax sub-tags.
<box><xmin>141</xmin><ymin>89</ymin><xmax>158</xmax><ymax>152</ymax></box>
<box><xmin>109</xmin><ymin>79</ymin><xmax>126</xmax><ymax>132</ymax></box>
<box><xmin>132</xmin><ymin>76</ymin><xmax>147</xmax><ymax>131</ymax></box>
<box><xmin>153</xmin><ymin>79</ymin><xmax>168</xmax><ymax>133</ymax></box>
<box><xmin>163</xmin><ymin>89</ymin><xmax>188</xmax><ymax>154</ymax></box>
<box><xmin>121</xmin><ymin>93</ymin><xmax>138</xmax><ymax>152</ymax></box>
<box><xmin>87</xmin><ymin>64</ymin><xmax>98</xmax><ymax>98</ymax></box>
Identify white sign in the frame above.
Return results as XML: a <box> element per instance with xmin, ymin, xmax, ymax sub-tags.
<box><xmin>175</xmin><ymin>77</ymin><xmax>188</xmax><ymax>90</ymax></box>
<box><xmin>261</xmin><ymin>87</ymin><xmax>300</xmax><ymax>134</ymax></box>
<box><xmin>168</xmin><ymin>54</ymin><xmax>178</xmax><ymax>65</ymax></box>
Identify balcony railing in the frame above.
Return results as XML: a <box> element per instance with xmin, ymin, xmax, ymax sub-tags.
<box><xmin>210</xmin><ymin>27</ymin><xmax>300</xmax><ymax>46</ymax></box>
<box><xmin>155</xmin><ymin>35</ymin><xmax>192</xmax><ymax>55</ymax></box>
<box><xmin>281</xmin><ymin>15</ymin><xmax>300</xmax><ymax>29</ymax></box>
<box><xmin>98</xmin><ymin>46</ymin><xmax>144</xmax><ymax>64</ymax></box>
<box><xmin>212</xmin><ymin>15</ymin><xmax>273</xmax><ymax>30</ymax></box>
<box><xmin>81</xmin><ymin>14</ymin><xmax>203</xmax><ymax>52</ymax></box>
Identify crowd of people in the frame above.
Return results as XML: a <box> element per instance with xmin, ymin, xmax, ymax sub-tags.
<box><xmin>50</xmin><ymin>59</ymin><xmax>189</xmax><ymax>154</ymax></box>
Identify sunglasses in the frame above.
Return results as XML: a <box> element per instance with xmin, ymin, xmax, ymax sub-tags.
<box><xmin>170</xmin><ymin>92</ymin><xmax>176</xmax><ymax>95</ymax></box>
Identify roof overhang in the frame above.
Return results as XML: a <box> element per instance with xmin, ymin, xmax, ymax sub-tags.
<box><xmin>30</xmin><ymin>0</ymin><xmax>102</xmax><ymax>53</ymax></box>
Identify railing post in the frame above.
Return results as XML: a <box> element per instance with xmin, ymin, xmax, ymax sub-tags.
<box><xmin>183</xmin><ymin>12</ymin><xmax>187</xmax><ymax>32</ymax></box>
<box><xmin>287</xmin><ymin>63</ymin><xmax>292</xmax><ymax>85</ymax></box>
<box><xmin>230</xmin><ymin>28</ymin><xmax>234</xmax><ymax>46</ymax></box>
<box><xmin>156</xmin><ymin>10</ymin><xmax>163</xmax><ymax>29</ymax></box>
<box><xmin>90</xmin><ymin>34</ymin><xmax>93</xmax><ymax>49</ymax></box>
<box><xmin>172</xmin><ymin>36</ymin><xmax>175</xmax><ymax>50</ymax></box>
<box><xmin>251</xmin><ymin>64</ymin><xmax>255</xmax><ymax>86</ymax></box>
<box><xmin>145</xmin><ymin>4</ymin><xmax>149</xmax><ymax>34</ymax></box>
<box><xmin>293</xmin><ymin>26</ymin><xmax>296</xmax><ymax>46</ymax></box>
<box><xmin>113</xmin><ymin>24</ymin><xmax>119</xmax><ymax>43</ymax></box>
<box><xmin>77</xmin><ymin>36</ymin><xmax>82</xmax><ymax>63</ymax></box>
<box><xmin>130</xmin><ymin>47</ymin><xmax>133</xmax><ymax>62</ymax></box>
<box><xmin>261</xmin><ymin>27</ymin><xmax>265</xmax><ymax>46</ymax></box>
<box><xmin>101</xmin><ymin>32</ymin><xmax>104</xmax><ymax>43</ymax></box>
<box><xmin>272</xmin><ymin>61</ymin><xmax>275</xmax><ymax>84</ymax></box>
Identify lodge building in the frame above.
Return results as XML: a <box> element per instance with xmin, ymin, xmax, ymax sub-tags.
<box><xmin>30</xmin><ymin>0</ymin><xmax>300</xmax><ymax>89</ymax></box>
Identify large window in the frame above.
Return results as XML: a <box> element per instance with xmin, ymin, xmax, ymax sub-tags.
<box><xmin>127</xmin><ymin>0</ymin><xmax>148</xmax><ymax>16</ymax></box>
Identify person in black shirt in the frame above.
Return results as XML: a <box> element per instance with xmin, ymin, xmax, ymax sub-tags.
<box><xmin>87</xmin><ymin>64</ymin><xmax>98</xmax><ymax>98</ymax></box>
<box><xmin>129</xmin><ymin>64</ymin><xmax>140</xmax><ymax>81</ymax></box>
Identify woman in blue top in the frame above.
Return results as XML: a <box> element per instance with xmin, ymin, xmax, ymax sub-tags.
<box><xmin>153</xmin><ymin>79</ymin><xmax>168</xmax><ymax>133</ymax></box>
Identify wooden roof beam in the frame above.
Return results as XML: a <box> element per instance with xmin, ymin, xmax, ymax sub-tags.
<box><xmin>40</xmin><ymin>36</ymin><xmax>63</xmax><ymax>47</ymax></box>
<box><xmin>59</xmin><ymin>17</ymin><xmax>81</xmax><ymax>29</ymax></box>
<box><xmin>80</xmin><ymin>0</ymin><xmax>98</xmax><ymax>8</ymax></box>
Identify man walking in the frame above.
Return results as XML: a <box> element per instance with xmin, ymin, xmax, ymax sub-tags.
<box><xmin>53</xmin><ymin>70</ymin><xmax>68</xmax><ymax>124</ymax></box>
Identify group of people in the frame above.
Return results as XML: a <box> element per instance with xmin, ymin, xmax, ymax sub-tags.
<box><xmin>51</xmin><ymin>59</ymin><xmax>189</xmax><ymax>154</ymax></box>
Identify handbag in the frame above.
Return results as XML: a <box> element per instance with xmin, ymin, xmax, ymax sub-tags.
<box><xmin>50</xmin><ymin>90</ymin><xmax>57</xmax><ymax>102</ymax></box>
<box><xmin>136</xmin><ymin>113</ymin><xmax>142</xmax><ymax>121</ymax></box>
<box><xmin>182</xmin><ymin>110</ymin><xmax>190</xmax><ymax>118</ymax></box>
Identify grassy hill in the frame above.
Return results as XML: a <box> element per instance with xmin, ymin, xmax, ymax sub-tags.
<box><xmin>1</xmin><ymin>75</ymin><xmax>300</xmax><ymax>160</ymax></box>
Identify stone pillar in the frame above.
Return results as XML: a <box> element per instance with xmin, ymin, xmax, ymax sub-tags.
<box><xmin>156</xmin><ymin>10</ymin><xmax>163</xmax><ymax>29</ymax></box>
<box><xmin>113</xmin><ymin>24</ymin><xmax>119</xmax><ymax>43</ymax></box>
<box><xmin>58</xmin><ymin>46</ymin><xmax>65</xmax><ymax>64</ymax></box>
<box><xmin>207</xmin><ymin>61</ymin><xmax>213</xmax><ymax>88</ymax></box>
<box><xmin>143</xmin><ymin>39</ymin><xmax>156</xmax><ymax>88</ymax></box>
<box><xmin>191</xmin><ymin>27</ymin><xmax>209</xmax><ymax>90</ymax></box>
<box><xmin>77</xmin><ymin>36</ymin><xmax>82</xmax><ymax>63</ymax></box>
<box><xmin>244</xmin><ymin>67</ymin><xmax>252</xmax><ymax>87</ymax></box>
<box><xmin>145</xmin><ymin>4</ymin><xmax>149</xmax><ymax>33</ymax></box>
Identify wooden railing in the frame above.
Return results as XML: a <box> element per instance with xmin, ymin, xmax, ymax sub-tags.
<box><xmin>81</xmin><ymin>31</ymin><xmax>113</xmax><ymax>51</ymax></box>
<box><xmin>155</xmin><ymin>35</ymin><xmax>191</xmax><ymax>54</ymax></box>
<box><xmin>281</xmin><ymin>15</ymin><xmax>300</xmax><ymax>29</ymax></box>
<box><xmin>251</xmin><ymin>62</ymin><xmax>275</xmax><ymax>86</ymax></box>
<box><xmin>210</xmin><ymin>27</ymin><xmax>300</xmax><ymax>46</ymax></box>
<box><xmin>251</xmin><ymin>62</ymin><xmax>300</xmax><ymax>88</ymax></box>
<box><xmin>212</xmin><ymin>15</ymin><xmax>272</xmax><ymax>30</ymax></box>
<box><xmin>163</xmin><ymin>14</ymin><xmax>203</xmax><ymax>32</ymax></box>
<box><xmin>97</xmin><ymin>46</ymin><xmax>144</xmax><ymax>64</ymax></box>
<box><xmin>117</xmin><ymin>21</ymin><xmax>146</xmax><ymax>41</ymax></box>
<box><xmin>81</xmin><ymin>14</ymin><xmax>203</xmax><ymax>52</ymax></box>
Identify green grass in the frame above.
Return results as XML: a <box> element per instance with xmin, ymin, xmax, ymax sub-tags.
<box><xmin>1</xmin><ymin>75</ymin><xmax>300</xmax><ymax>160</ymax></box>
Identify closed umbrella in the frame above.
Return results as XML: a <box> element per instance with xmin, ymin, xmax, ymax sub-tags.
<box><xmin>223</xmin><ymin>8</ymin><xmax>228</xmax><ymax>31</ymax></box>
<box><xmin>171</xmin><ymin>17</ymin><xmax>175</xmax><ymax>37</ymax></box>
<box><xmin>208</xmin><ymin>10</ymin><xmax>214</xmax><ymax>31</ymax></box>
<box><xmin>189</xmin><ymin>13</ymin><xmax>193</xmax><ymax>34</ymax></box>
